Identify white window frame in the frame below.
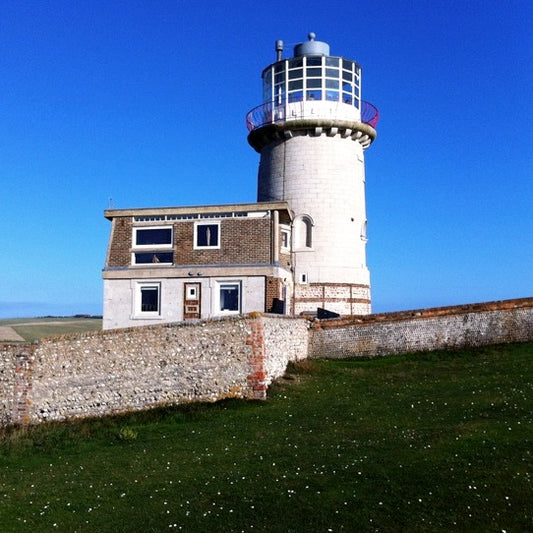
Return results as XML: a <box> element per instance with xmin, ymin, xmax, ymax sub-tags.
<box><xmin>132</xmin><ymin>226</ymin><xmax>174</xmax><ymax>266</ymax></box>
<box><xmin>132</xmin><ymin>250</ymin><xmax>174</xmax><ymax>265</ymax></box>
<box><xmin>280</xmin><ymin>225</ymin><xmax>291</xmax><ymax>252</ymax></box>
<box><xmin>194</xmin><ymin>221</ymin><xmax>221</xmax><ymax>250</ymax></box>
<box><xmin>215</xmin><ymin>280</ymin><xmax>241</xmax><ymax>315</ymax></box>
<box><xmin>133</xmin><ymin>226</ymin><xmax>173</xmax><ymax>249</ymax></box>
<box><xmin>133</xmin><ymin>281</ymin><xmax>162</xmax><ymax>318</ymax></box>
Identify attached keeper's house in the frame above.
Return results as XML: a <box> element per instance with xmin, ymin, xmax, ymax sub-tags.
<box><xmin>102</xmin><ymin>202</ymin><xmax>293</xmax><ymax>329</ymax></box>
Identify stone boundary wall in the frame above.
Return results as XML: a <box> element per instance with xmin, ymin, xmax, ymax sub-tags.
<box><xmin>309</xmin><ymin>297</ymin><xmax>533</xmax><ymax>358</ymax></box>
<box><xmin>0</xmin><ymin>315</ymin><xmax>308</xmax><ymax>427</ymax></box>
<box><xmin>2</xmin><ymin>297</ymin><xmax>531</xmax><ymax>428</ymax></box>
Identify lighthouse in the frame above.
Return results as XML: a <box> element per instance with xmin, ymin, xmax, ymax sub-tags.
<box><xmin>246</xmin><ymin>33</ymin><xmax>379</xmax><ymax>315</ymax></box>
<box><xmin>102</xmin><ymin>33</ymin><xmax>379</xmax><ymax>330</ymax></box>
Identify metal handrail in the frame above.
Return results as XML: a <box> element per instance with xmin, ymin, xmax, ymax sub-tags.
<box><xmin>246</xmin><ymin>100</ymin><xmax>379</xmax><ymax>132</ymax></box>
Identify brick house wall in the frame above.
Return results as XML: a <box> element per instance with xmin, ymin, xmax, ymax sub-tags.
<box><xmin>179</xmin><ymin>218</ymin><xmax>272</xmax><ymax>265</ymax></box>
<box><xmin>106</xmin><ymin>217</ymin><xmax>272</xmax><ymax>269</ymax></box>
<box><xmin>106</xmin><ymin>217</ymin><xmax>133</xmax><ymax>268</ymax></box>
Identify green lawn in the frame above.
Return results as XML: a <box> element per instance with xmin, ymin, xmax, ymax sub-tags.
<box><xmin>0</xmin><ymin>343</ymin><xmax>531</xmax><ymax>532</ymax></box>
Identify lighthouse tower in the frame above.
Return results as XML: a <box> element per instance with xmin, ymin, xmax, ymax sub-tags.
<box><xmin>246</xmin><ymin>33</ymin><xmax>379</xmax><ymax>315</ymax></box>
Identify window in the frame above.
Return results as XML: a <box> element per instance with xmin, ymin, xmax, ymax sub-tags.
<box><xmin>281</xmin><ymin>227</ymin><xmax>290</xmax><ymax>251</ymax></box>
<box><xmin>134</xmin><ymin>227</ymin><xmax>172</xmax><ymax>247</ymax></box>
<box><xmin>134</xmin><ymin>252</ymin><xmax>174</xmax><ymax>264</ymax></box>
<box><xmin>306</xmin><ymin>89</ymin><xmax>321</xmax><ymax>101</ymax></box>
<box><xmin>288</xmin><ymin>68</ymin><xmax>303</xmax><ymax>80</ymax></box>
<box><xmin>306</xmin><ymin>78</ymin><xmax>322</xmax><ymax>89</ymax></box>
<box><xmin>132</xmin><ymin>226</ymin><xmax>173</xmax><ymax>265</ymax></box>
<box><xmin>289</xmin><ymin>79</ymin><xmax>303</xmax><ymax>90</ymax></box>
<box><xmin>195</xmin><ymin>222</ymin><xmax>220</xmax><ymax>249</ymax></box>
<box><xmin>186</xmin><ymin>285</ymin><xmax>198</xmax><ymax>300</ymax></box>
<box><xmin>218</xmin><ymin>282</ymin><xmax>241</xmax><ymax>314</ymax></box>
<box><xmin>262</xmin><ymin>55</ymin><xmax>362</xmax><ymax>109</ymax></box>
<box><xmin>306</xmin><ymin>67</ymin><xmax>322</xmax><ymax>77</ymax></box>
<box><xmin>135</xmin><ymin>282</ymin><xmax>161</xmax><ymax>317</ymax></box>
<box><xmin>361</xmin><ymin>220</ymin><xmax>368</xmax><ymax>242</ymax></box>
<box><xmin>294</xmin><ymin>215</ymin><xmax>314</xmax><ymax>250</ymax></box>
<box><xmin>288</xmin><ymin>91</ymin><xmax>303</xmax><ymax>103</ymax></box>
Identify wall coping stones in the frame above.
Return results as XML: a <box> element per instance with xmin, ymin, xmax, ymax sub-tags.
<box><xmin>311</xmin><ymin>297</ymin><xmax>533</xmax><ymax>330</ymax></box>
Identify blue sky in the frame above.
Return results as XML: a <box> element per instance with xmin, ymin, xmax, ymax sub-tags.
<box><xmin>1</xmin><ymin>0</ymin><xmax>531</xmax><ymax>318</ymax></box>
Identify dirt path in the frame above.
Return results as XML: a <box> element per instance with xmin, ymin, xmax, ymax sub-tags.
<box><xmin>0</xmin><ymin>326</ymin><xmax>25</xmax><ymax>342</ymax></box>
<box><xmin>5</xmin><ymin>320</ymin><xmax>90</xmax><ymax>326</ymax></box>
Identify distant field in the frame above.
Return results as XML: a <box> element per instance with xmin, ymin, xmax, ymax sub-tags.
<box><xmin>0</xmin><ymin>317</ymin><xmax>102</xmax><ymax>343</ymax></box>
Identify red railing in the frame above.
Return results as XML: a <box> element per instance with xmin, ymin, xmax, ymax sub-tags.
<box><xmin>246</xmin><ymin>100</ymin><xmax>379</xmax><ymax>132</ymax></box>
<box><xmin>361</xmin><ymin>101</ymin><xmax>379</xmax><ymax>129</ymax></box>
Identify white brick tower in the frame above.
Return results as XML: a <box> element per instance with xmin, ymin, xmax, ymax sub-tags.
<box><xmin>246</xmin><ymin>33</ymin><xmax>378</xmax><ymax>315</ymax></box>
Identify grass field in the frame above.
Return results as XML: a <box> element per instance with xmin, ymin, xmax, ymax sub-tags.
<box><xmin>0</xmin><ymin>342</ymin><xmax>531</xmax><ymax>532</ymax></box>
<box><xmin>0</xmin><ymin>317</ymin><xmax>102</xmax><ymax>343</ymax></box>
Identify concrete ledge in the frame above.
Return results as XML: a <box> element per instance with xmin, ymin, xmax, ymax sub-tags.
<box><xmin>248</xmin><ymin>120</ymin><xmax>377</xmax><ymax>152</ymax></box>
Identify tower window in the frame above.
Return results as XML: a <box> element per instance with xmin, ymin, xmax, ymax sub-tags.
<box><xmin>294</xmin><ymin>215</ymin><xmax>314</xmax><ymax>250</ymax></box>
<box><xmin>289</xmin><ymin>80</ymin><xmax>303</xmax><ymax>91</ymax></box>
<box><xmin>361</xmin><ymin>220</ymin><xmax>368</xmax><ymax>242</ymax></box>
<box><xmin>306</xmin><ymin>57</ymin><xmax>321</xmax><ymax>66</ymax></box>
<box><xmin>307</xmin><ymin>78</ymin><xmax>322</xmax><ymax>89</ymax></box>
<box><xmin>288</xmin><ymin>68</ymin><xmax>303</xmax><ymax>80</ymax></box>
<box><xmin>306</xmin><ymin>67</ymin><xmax>322</xmax><ymax>77</ymax></box>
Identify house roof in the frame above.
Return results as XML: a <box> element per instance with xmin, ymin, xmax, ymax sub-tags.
<box><xmin>104</xmin><ymin>201</ymin><xmax>292</xmax><ymax>221</ymax></box>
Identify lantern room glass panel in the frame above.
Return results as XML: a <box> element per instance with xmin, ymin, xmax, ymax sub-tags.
<box><xmin>262</xmin><ymin>55</ymin><xmax>362</xmax><ymax>109</ymax></box>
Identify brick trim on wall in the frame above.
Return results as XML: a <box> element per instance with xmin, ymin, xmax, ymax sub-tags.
<box><xmin>294</xmin><ymin>282</ymin><xmax>371</xmax><ymax>313</ymax></box>
<box><xmin>246</xmin><ymin>317</ymin><xmax>268</xmax><ymax>400</ymax></box>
